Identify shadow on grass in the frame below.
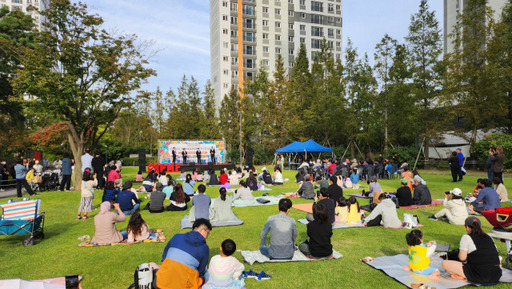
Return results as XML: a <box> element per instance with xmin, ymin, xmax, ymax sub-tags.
<box><xmin>380</xmin><ymin>246</ymin><xmax>403</xmax><ymax>256</ymax></box>
<box><xmin>43</xmin><ymin>221</ymin><xmax>80</xmax><ymax>241</ymax></box>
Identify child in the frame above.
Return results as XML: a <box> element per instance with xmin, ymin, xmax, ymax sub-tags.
<box><xmin>124</xmin><ymin>211</ymin><xmax>151</xmax><ymax>243</ymax></box>
<box><xmin>335</xmin><ymin>197</ymin><xmax>348</xmax><ymax>224</ymax></box>
<box><xmin>203</xmin><ymin>239</ymin><xmax>245</xmax><ymax>289</ymax></box>
<box><xmin>403</xmin><ymin>230</ymin><xmax>440</xmax><ymax>281</ymax></box>
<box><xmin>350</xmin><ymin>169</ymin><xmax>359</xmax><ymax>189</ymax></box>
<box><xmin>77</xmin><ymin>170</ymin><xmax>97</xmax><ymax>220</ymax></box>
<box><xmin>347</xmin><ymin>196</ymin><xmax>361</xmax><ymax>224</ymax></box>
<box><xmin>189</xmin><ymin>184</ymin><xmax>211</xmax><ymax>221</ymax></box>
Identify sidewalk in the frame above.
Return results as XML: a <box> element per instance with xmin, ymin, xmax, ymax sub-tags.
<box><xmin>0</xmin><ymin>188</ymin><xmax>18</xmax><ymax>199</ymax></box>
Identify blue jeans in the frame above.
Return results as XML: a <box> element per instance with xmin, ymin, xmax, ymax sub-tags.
<box><xmin>120</xmin><ymin>230</ymin><xmax>127</xmax><ymax>240</ymax></box>
<box><xmin>122</xmin><ymin>203</ymin><xmax>140</xmax><ymax>215</ymax></box>
<box><xmin>259</xmin><ymin>245</ymin><xmax>294</xmax><ymax>260</ymax></box>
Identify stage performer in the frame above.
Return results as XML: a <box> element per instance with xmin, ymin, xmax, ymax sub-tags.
<box><xmin>210</xmin><ymin>146</ymin><xmax>216</xmax><ymax>164</ymax></box>
<box><xmin>172</xmin><ymin>147</ymin><xmax>177</xmax><ymax>163</ymax></box>
<box><xmin>196</xmin><ymin>148</ymin><xmax>201</xmax><ymax>164</ymax></box>
<box><xmin>182</xmin><ymin>148</ymin><xmax>188</xmax><ymax>164</ymax></box>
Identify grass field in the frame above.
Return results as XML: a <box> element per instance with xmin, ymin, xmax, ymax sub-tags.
<box><xmin>0</xmin><ymin>167</ymin><xmax>510</xmax><ymax>289</ymax></box>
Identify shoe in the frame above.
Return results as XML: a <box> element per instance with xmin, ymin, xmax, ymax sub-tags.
<box><xmin>439</xmin><ymin>216</ymin><xmax>447</xmax><ymax>221</ymax></box>
<box><xmin>428</xmin><ymin>215</ymin><xmax>438</xmax><ymax>221</ymax></box>
<box><xmin>243</xmin><ymin>269</ymin><xmax>258</xmax><ymax>279</ymax></box>
<box><xmin>257</xmin><ymin>271</ymin><xmax>272</xmax><ymax>280</ymax></box>
<box><xmin>76</xmin><ymin>216</ymin><xmax>82</xmax><ymax>220</ymax></box>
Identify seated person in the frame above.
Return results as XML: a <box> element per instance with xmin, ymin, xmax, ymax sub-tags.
<box><xmin>219</xmin><ymin>170</ymin><xmax>228</xmax><ymax>185</ymax></box>
<box><xmin>403</xmin><ymin>230</ymin><xmax>440</xmax><ymax>281</ymax></box>
<box><xmin>102</xmin><ymin>180</ymin><xmax>119</xmax><ymax>203</ymax></box>
<box><xmin>210</xmin><ymin>188</ymin><xmax>236</xmax><ymax>222</ymax></box>
<box><xmin>91</xmin><ymin>202</ymin><xmax>125</xmax><ymax>244</ymax></box>
<box><xmin>297</xmin><ymin>175</ymin><xmax>315</xmax><ymax>199</ymax></box>
<box><xmin>162</xmin><ymin>179</ymin><xmax>175</xmax><ymax>199</ymax></box>
<box><xmin>299</xmin><ymin>203</ymin><xmax>333</xmax><ymax>258</ymax></box>
<box><xmin>307</xmin><ymin>188</ymin><xmax>335</xmax><ymax>224</ymax></box>
<box><xmin>469</xmin><ymin>179</ymin><xmax>501</xmax><ymax>214</ymax></box>
<box><xmin>365</xmin><ymin>176</ymin><xmax>382</xmax><ymax>197</ymax></box>
<box><xmin>492</xmin><ymin>177</ymin><xmax>508</xmax><ymax>202</ymax></box>
<box><xmin>396</xmin><ymin>178</ymin><xmax>412</xmax><ymax>206</ymax></box>
<box><xmin>412</xmin><ymin>175</ymin><xmax>432</xmax><ymax>205</ymax></box>
<box><xmin>246</xmin><ymin>172</ymin><xmax>258</xmax><ymax>191</ymax></box>
<box><xmin>229</xmin><ymin>170</ymin><xmax>239</xmax><ymax>186</ymax></box>
<box><xmin>346</xmin><ymin>196</ymin><xmax>361</xmax><ymax>224</ymax></box>
<box><xmin>134</xmin><ymin>171</ymin><xmax>144</xmax><ymax>182</ymax></box>
<box><xmin>203</xmin><ymin>239</ymin><xmax>245</xmax><ymax>289</ymax></box>
<box><xmin>207</xmin><ymin>169</ymin><xmax>220</xmax><ymax>186</ymax></box>
<box><xmin>117</xmin><ymin>181</ymin><xmax>141</xmax><ymax>215</ymax></box>
<box><xmin>260</xmin><ymin>199</ymin><xmax>297</xmax><ymax>260</ymax></box>
<box><xmin>189</xmin><ymin>184</ymin><xmax>211</xmax><ymax>221</ymax></box>
<box><xmin>429</xmin><ymin>188</ymin><xmax>467</xmax><ymax>225</ymax></box>
<box><xmin>123</xmin><ymin>211</ymin><xmax>150</xmax><ymax>243</ymax></box>
<box><xmin>203</xmin><ymin>170</ymin><xmax>211</xmax><ymax>183</ymax></box>
<box><xmin>335</xmin><ymin>197</ymin><xmax>348</xmax><ymax>224</ymax></box>
<box><xmin>233</xmin><ymin>180</ymin><xmax>254</xmax><ymax>201</ymax></box>
<box><xmin>144</xmin><ymin>182</ymin><xmax>166</xmax><ymax>213</ymax></box>
<box><xmin>183</xmin><ymin>174</ymin><xmax>196</xmax><ymax>196</ymax></box>
<box><xmin>272</xmin><ymin>167</ymin><xmax>284</xmax><ymax>185</ymax></box>
<box><xmin>327</xmin><ymin>175</ymin><xmax>343</xmax><ymax>206</ymax></box>
<box><xmin>141</xmin><ymin>177</ymin><xmax>154</xmax><ymax>193</ymax></box>
<box><xmin>158</xmin><ymin>172</ymin><xmax>168</xmax><ymax>186</ymax></box>
<box><xmin>363</xmin><ymin>194</ymin><xmax>402</xmax><ymax>228</ymax></box>
<box><xmin>157</xmin><ymin>219</ymin><xmax>212</xmax><ymax>289</ymax></box>
<box><xmin>314</xmin><ymin>176</ymin><xmax>329</xmax><ymax>190</ymax></box>
<box><xmin>195</xmin><ymin>168</ymin><xmax>204</xmax><ymax>182</ymax></box>
<box><xmin>298</xmin><ymin>160</ymin><xmax>310</xmax><ymax>171</ymax></box>
<box><xmin>167</xmin><ymin>183</ymin><xmax>190</xmax><ymax>211</ymax></box>
<box><xmin>262</xmin><ymin>168</ymin><xmax>273</xmax><ymax>185</ymax></box>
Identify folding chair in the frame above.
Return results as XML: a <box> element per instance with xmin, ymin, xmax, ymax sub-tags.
<box><xmin>0</xmin><ymin>199</ymin><xmax>45</xmax><ymax>246</ymax></box>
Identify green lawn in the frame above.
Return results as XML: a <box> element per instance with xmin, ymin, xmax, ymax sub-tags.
<box><xmin>0</xmin><ymin>167</ymin><xmax>510</xmax><ymax>289</ymax></box>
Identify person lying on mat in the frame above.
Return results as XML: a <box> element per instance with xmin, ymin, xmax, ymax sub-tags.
<box><xmin>210</xmin><ymin>188</ymin><xmax>236</xmax><ymax>222</ymax></box>
<box><xmin>122</xmin><ymin>211</ymin><xmax>151</xmax><ymax>243</ymax></box>
<box><xmin>233</xmin><ymin>180</ymin><xmax>254</xmax><ymax>201</ymax></box>
<box><xmin>468</xmin><ymin>178</ymin><xmax>501</xmax><ymax>214</ymax></box>
<box><xmin>167</xmin><ymin>183</ymin><xmax>190</xmax><ymax>211</ymax></box>
<box><xmin>203</xmin><ymin>239</ymin><xmax>245</xmax><ymax>289</ymax></box>
<box><xmin>428</xmin><ymin>188</ymin><xmax>467</xmax><ymax>225</ymax></box>
<box><xmin>441</xmin><ymin>217</ymin><xmax>502</xmax><ymax>284</ymax></box>
<box><xmin>403</xmin><ymin>230</ymin><xmax>440</xmax><ymax>282</ymax></box>
<box><xmin>299</xmin><ymin>203</ymin><xmax>333</xmax><ymax>259</ymax></box>
<box><xmin>157</xmin><ymin>219</ymin><xmax>212</xmax><ymax>289</ymax></box>
<box><xmin>412</xmin><ymin>175</ymin><xmax>432</xmax><ymax>205</ymax></box>
<box><xmin>260</xmin><ymin>198</ymin><xmax>298</xmax><ymax>260</ymax></box>
<box><xmin>306</xmin><ymin>188</ymin><xmax>335</xmax><ymax>224</ymax></box>
<box><xmin>395</xmin><ymin>178</ymin><xmax>412</xmax><ymax>206</ymax></box>
<box><xmin>363</xmin><ymin>193</ymin><xmax>402</xmax><ymax>228</ymax></box>
<box><xmin>297</xmin><ymin>175</ymin><xmax>315</xmax><ymax>199</ymax></box>
<box><xmin>91</xmin><ymin>202</ymin><xmax>125</xmax><ymax>244</ymax></box>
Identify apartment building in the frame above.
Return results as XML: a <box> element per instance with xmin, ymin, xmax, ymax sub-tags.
<box><xmin>210</xmin><ymin>0</ymin><xmax>342</xmax><ymax>106</ymax></box>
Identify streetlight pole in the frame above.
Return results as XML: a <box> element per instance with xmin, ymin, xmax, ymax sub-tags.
<box><xmin>105</xmin><ymin>145</ymin><xmax>108</xmax><ymax>163</ymax></box>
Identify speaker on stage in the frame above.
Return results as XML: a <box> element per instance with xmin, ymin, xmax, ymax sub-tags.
<box><xmin>138</xmin><ymin>149</ymin><xmax>146</xmax><ymax>173</ymax></box>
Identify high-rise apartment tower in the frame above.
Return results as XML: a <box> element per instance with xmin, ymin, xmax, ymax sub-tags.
<box><xmin>210</xmin><ymin>0</ymin><xmax>342</xmax><ymax>106</ymax></box>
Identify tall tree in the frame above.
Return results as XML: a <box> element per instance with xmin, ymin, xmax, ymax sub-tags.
<box><xmin>265</xmin><ymin>54</ymin><xmax>289</xmax><ymax>150</ymax></box>
<box><xmin>12</xmin><ymin>0</ymin><xmax>155</xmax><ymax>186</ymax></box>
<box><xmin>219</xmin><ymin>86</ymin><xmax>241</xmax><ymax>155</ymax></box>
<box><xmin>405</xmin><ymin>0</ymin><xmax>444</xmax><ymax>159</ymax></box>
<box><xmin>200</xmin><ymin>80</ymin><xmax>220</xmax><ymax>139</ymax></box>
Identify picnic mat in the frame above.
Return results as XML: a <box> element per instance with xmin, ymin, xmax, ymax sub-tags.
<box><xmin>180</xmin><ymin>214</ymin><xmax>244</xmax><ymax>229</ymax></box>
<box><xmin>78</xmin><ymin>230</ymin><xmax>166</xmax><ymax>247</ymax></box>
<box><xmin>292</xmin><ymin>203</ymin><xmax>314</xmax><ymax>214</ymax></box>
<box><xmin>232</xmin><ymin>196</ymin><xmax>280</xmax><ymax>207</ymax></box>
<box><xmin>363</xmin><ymin>254</ymin><xmax>512</xmax><ymax>289</ymax></box>
<box><xmin>347</xmin><ymin>193</ymin><xmax>372</xmax><ymax>199</ymax></box>
<box><xmin>298</xmin><ymin>219</ymin><xmax>365</xmax><ymax>228</ymax></box>
<box><xmin>227</xmin><ymin>187</ymin><xmax>273</xmax><ymax>193</ymax></box>
<box><xmin>241</xmin><ymin>249</ymin><xmax>343</xmax><ymax>265</ymax></box>
<box><xmin>400</xmin><ymin>199</ymin><xmax>443</xmax><ymax>210</ymax></box>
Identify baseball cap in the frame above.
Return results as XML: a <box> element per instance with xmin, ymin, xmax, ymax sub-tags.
<box><xmin>450</xmin><ymin>188</ymin><xmax>462</xmax><ymax>196</ymax></box>
<box><xmin>465</xmin><ymin>216</ymin><xmax>481</xmax><ymax>228</ymax></box>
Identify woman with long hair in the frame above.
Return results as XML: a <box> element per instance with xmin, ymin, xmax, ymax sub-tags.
<box><xmin>167</xmin><ymin>183</ymin><xmax>190</xmax><ymax>211</ymax></box>
<box><xmin>183</xmin><ymin>173</ymin><xmax>196</xmax><ymax>196</ymax></box>
<box><xmin>125</xmin><ymin>211</ymin><xmax>150</xmax><ymax>243</ymax></box>
<box><xmin>442</xmin><ymin>217</ymin><xmax>502</xmax><ymax>283</ymax></box>
<box><xmin>210</xmin><ymin>187</ymin><xmax>236</xmax><ymax>222</ymax></box>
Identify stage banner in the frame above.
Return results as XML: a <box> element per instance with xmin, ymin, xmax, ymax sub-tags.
<box><xmin>158</xmin><ymin>140</ymin><xmax>225</xmax><ymax>164</ymax></box>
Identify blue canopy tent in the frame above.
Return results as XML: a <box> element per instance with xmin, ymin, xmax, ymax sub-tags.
<box><xmin>275</xmin><ymin>140</ymin><xmax>333</xmax><ymax>169</ymax></box>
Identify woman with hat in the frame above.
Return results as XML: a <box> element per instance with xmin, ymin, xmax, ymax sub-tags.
<box><xmin>442</xmin><ymin>217</ymin><xmax>502</xmax><ymax>284</ymax></box>
<box><xmin>428</xmin><ymin>188</ymin><xmax>468</xmax><ymax>225</ymax></box>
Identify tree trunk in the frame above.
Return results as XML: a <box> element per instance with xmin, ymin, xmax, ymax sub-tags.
<box><xmin>68</xmin><ymin>122</ymin><xmax>83</xmax><ymax>191</ymax></box>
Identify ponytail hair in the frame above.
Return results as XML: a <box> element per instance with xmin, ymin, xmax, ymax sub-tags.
<box><xmin>219</xmin><ymin>187</ymin><xmax>227</xmax><ymax>201</ymax></box>
<box><xmin>469</xmin><ymin>221</ymin><xmax>485</xmax><ymax>238</ymax></box>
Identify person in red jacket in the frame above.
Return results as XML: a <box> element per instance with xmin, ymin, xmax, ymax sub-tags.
<box><xmin>219</xmin><ymin>170</ymin><xmax>228</xmax><ymax>185</ymax></box>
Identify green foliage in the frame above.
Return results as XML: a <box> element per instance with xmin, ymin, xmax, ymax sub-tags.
<box><xmin>474</xmin><ymin>133</ymin><xmax>512</xmax><ymax>170</ymax></box>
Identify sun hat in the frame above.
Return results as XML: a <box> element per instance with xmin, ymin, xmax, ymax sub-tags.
<box><xmin>450</xmin><ymin>188</ymin><xmax>462</xmax><ymax>196</ymax></box>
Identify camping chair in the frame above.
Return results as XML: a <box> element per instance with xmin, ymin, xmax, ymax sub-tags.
<box><xmin>482</xmin><ymin>207</ymin><xmax>512</xmax><ymax>269</ymax></box>
<box><xmin>0</xmin><ymin>199</ymin><xmax>45</xmax><ymax>246</ymax></box>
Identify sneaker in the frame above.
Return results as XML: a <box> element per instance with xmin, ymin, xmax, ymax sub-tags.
<box><xmin>427</xmin><ymin>215</ymin><xmax>438</xmax><ymax>221</ymax></box>
<box><xmin>243</xmin><ymin>269</ymin><xmax>258</xmax><ymax>279</ymax></box>
<box><xmin>257</xmin><ymin>271</ymin><xmax>271</xmax><ymax>280</ymax></box>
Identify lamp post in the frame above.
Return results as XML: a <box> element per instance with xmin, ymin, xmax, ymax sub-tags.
<box><xmin>105</xmin><ymin>145</ymin><xmax>108</xmax><ymax>163</ymax></box>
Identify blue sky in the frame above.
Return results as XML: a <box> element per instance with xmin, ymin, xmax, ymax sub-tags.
<box><xmin>84</xmin><ymin>0</ymin><xmax>444</xmax><ymax>94</ymax></box>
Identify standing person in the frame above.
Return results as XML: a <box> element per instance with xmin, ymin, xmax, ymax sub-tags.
<box><xmin>53</xmin><ymin>157</ymin><xmax>62</xmax><ymax>170</ymax></box>
<box><xmin>172</xmin><ymin>147</ymin><xmax>177</xmax><ymax>164</ymax></box>
<box><xmin>392</xmin><ymin>153</ymin><xmax>400</xmax><ymax>174</ymax></box>
<box><xmin>490</xmin><ymin>146</ymin><xmax>505</xmax><ymax>182</ymax></box>
<box><xmin>14</xmin><ymin>159</ymin><xmax>36</xmax><ymax>197</ymax></box>
<box><xmin>280</xmin><ymin>154</ymin><xmax>285</xmax><ymax>171</ymax></box>
<box><xmin>485</xmin><ymin>153</ymin><xmax>493</xmax><ymax>182</ymax></box>
<box><xmin>449</xmin><ymin>151</ymin><xmax>461</xmax><ymax>182</ymax></box>
<box><xmin>91</xmin><ymin>151</ymin><xmax>105</xmax><ymax>189</ymax></box>
<box><xmin>43</xmin><ymin>157</ymin><xmax>49</xmax><ymax>169</ymax></box>
<box><xmin>182</xmin><ymin>148</ymin><xmax>188</xmax><ymax>164</ymax></box>
<box><xmin>210</xmin><ymin>146</ymin><xmax>216</xmax><ymax>164</ymax></box>
<box><xmin>59</xmin><ymin>152</ymin><xmax>72</xmax><ymax>191</ymax></box>
<box><xmin>157</xmin><ymin>219</ymin><xmax>212</xmax><ymax>289</ymax></box>
<box><xmin>196</xmin><ymin>148</ymin><xmax>201</xmax><ymax>164</ymax></box>
<box><xmin>0</xmin><ymin>160</ymin><xmax>9</xmax><ymax>191</ymax></box>
<box><xmin>260</xmin><ymin>198</ymin><xmax>298</xmax><ymax>260</ymax></box>
<box><xmin>81</xmin><ymin>148</ymin><xmax>93</xmax><ymax>173</ymax></box>
<box><xmin>442</xmin><ymin>217</ymin><xmax>502</xmax><ymax>284</ymax></box>
<box><xmin>77</xmin><ymin>169</ymin><xmax>97</xmax><ymax>220</ymax></box>
<box><xmin>33</xmin><ymin>160</ymin><xmax>43</xmax><ymax>175</ymax></box>
<box><xmin>456</xmin><ymin>148</ymin><xmax>464</xmax><ymax>182</ymax></box>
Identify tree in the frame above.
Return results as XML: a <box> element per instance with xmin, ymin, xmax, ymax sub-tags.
<box><xmin>219</xmin><ymin>86</ymin><xmax>241</xmax><ymax>156</ymax></box>
<box><xmin>200</xmin><ymin>80</ymin><xmax>220</xmax><ymax>139</ymax></box>
<box><xmin>265</xmin><ymin>54</ymin><xmax>289</xmax><ymax>150</ymax></box>
<box><xmin>12</xmin><ymin>0</ymin><xmax>156</xmax><ymax>187</ymax></box>
<box><xmin>443</xmin><ymin>0</ymin><xmax>500</xmax><ymax>145</ymax></box>
<box><xmin>0</xmin><ymin>6</ymin><xmax>35</xmax><ymax>152</ymax></box>
<box><xmin>405</xmin><ymin>0</ymin><xmax>444</xmax><ymax>159</ymax></box>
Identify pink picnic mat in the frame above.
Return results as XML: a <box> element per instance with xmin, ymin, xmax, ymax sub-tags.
<box><xmin>292</xmin><ymin>203</ymin><xmax>313</xmax><ymax>214</ymax></box>
<box><xmin>400</xmin><ymin>199</ymin><xmax>443</xmax><ymax>210</ymax></box>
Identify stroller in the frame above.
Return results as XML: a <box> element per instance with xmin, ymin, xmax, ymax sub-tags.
<box><xmin>481</xmin><ymin>207</ymin><xmax>512</xmax><ymax>269</ymax></box>
<box><xmin>0</xmin><ymin>198</ymin><xmax>45</xmax><ymax>246</ymax></box>
<box><xmin>38</xmin><ymin>170</ymin><xmax>53</xmax><ymax>191</ymax></box>
<box><xmin>46</xmin><ymin>172</ymin><xmax>60</xmax><ymax>191</ymax></box>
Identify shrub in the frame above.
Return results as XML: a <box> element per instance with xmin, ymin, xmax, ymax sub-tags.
<box><xmin>474</xmin><ymin>133</ymin><xmax>512</xmax><ymax>171</ymax></box>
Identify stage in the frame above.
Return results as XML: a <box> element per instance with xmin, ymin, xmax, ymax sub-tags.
<box><xmin>175</xmin><ymin>162</ymin><xmax>236</xmax><ymax>172</ymax></box>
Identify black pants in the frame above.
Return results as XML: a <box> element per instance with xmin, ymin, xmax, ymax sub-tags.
<box><xmin>450</xmin><ymin>167</ymin><xmax>459</xmax><ymax>182</ymax></box>
<box><xmin>16</xmin><ymin>179</ymin><xmax>35</xmax><ymax>197</ymax></box>
<box><xmin>494</xmin><ymin>172</ymin><xmax>503</xmax><ymax>183</ymax></box>
<box><xmin>196</xmin><ymin>156</ymin><xmax>201</xmax><ymax>164</ymax></box>
<box><xmin>59</xmin><ymin>174</ymin><xmax>71</xmax><ymax>191</ymax></box>
<box><xmin>366</xmin><ymin>215</ymin><xmax>382</xmax><ymax>227</ymax></box>
<box><xmin>458</xmin><ymin>167</ymin><xmax>463</xmax><ymax>181</ymax></box>
<box><xmin>183</xmin><ymin>156</ymin><xmax>187</xmax><ymax>164</ymax></box>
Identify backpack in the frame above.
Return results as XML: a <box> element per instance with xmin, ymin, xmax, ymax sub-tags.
<box><xmin>128</xmin><ymin>263</ymin><xmax>157</xmax><ymax>289</ymax></box>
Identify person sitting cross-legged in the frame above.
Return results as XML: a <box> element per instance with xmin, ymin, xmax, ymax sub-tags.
<box><xmin>260</xmin><ymin>199</ymin><xmax>298</xmax><ymax>260</ymax></box>
<box><xmin>299</xmin><ymin>203</ymin><xmax>333</xmax><ymax>259</ymax></box>
<box><xmin>117</xmin><ymin>181</ymin><xmax>141</xmax><ymax>215</ymax></box>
